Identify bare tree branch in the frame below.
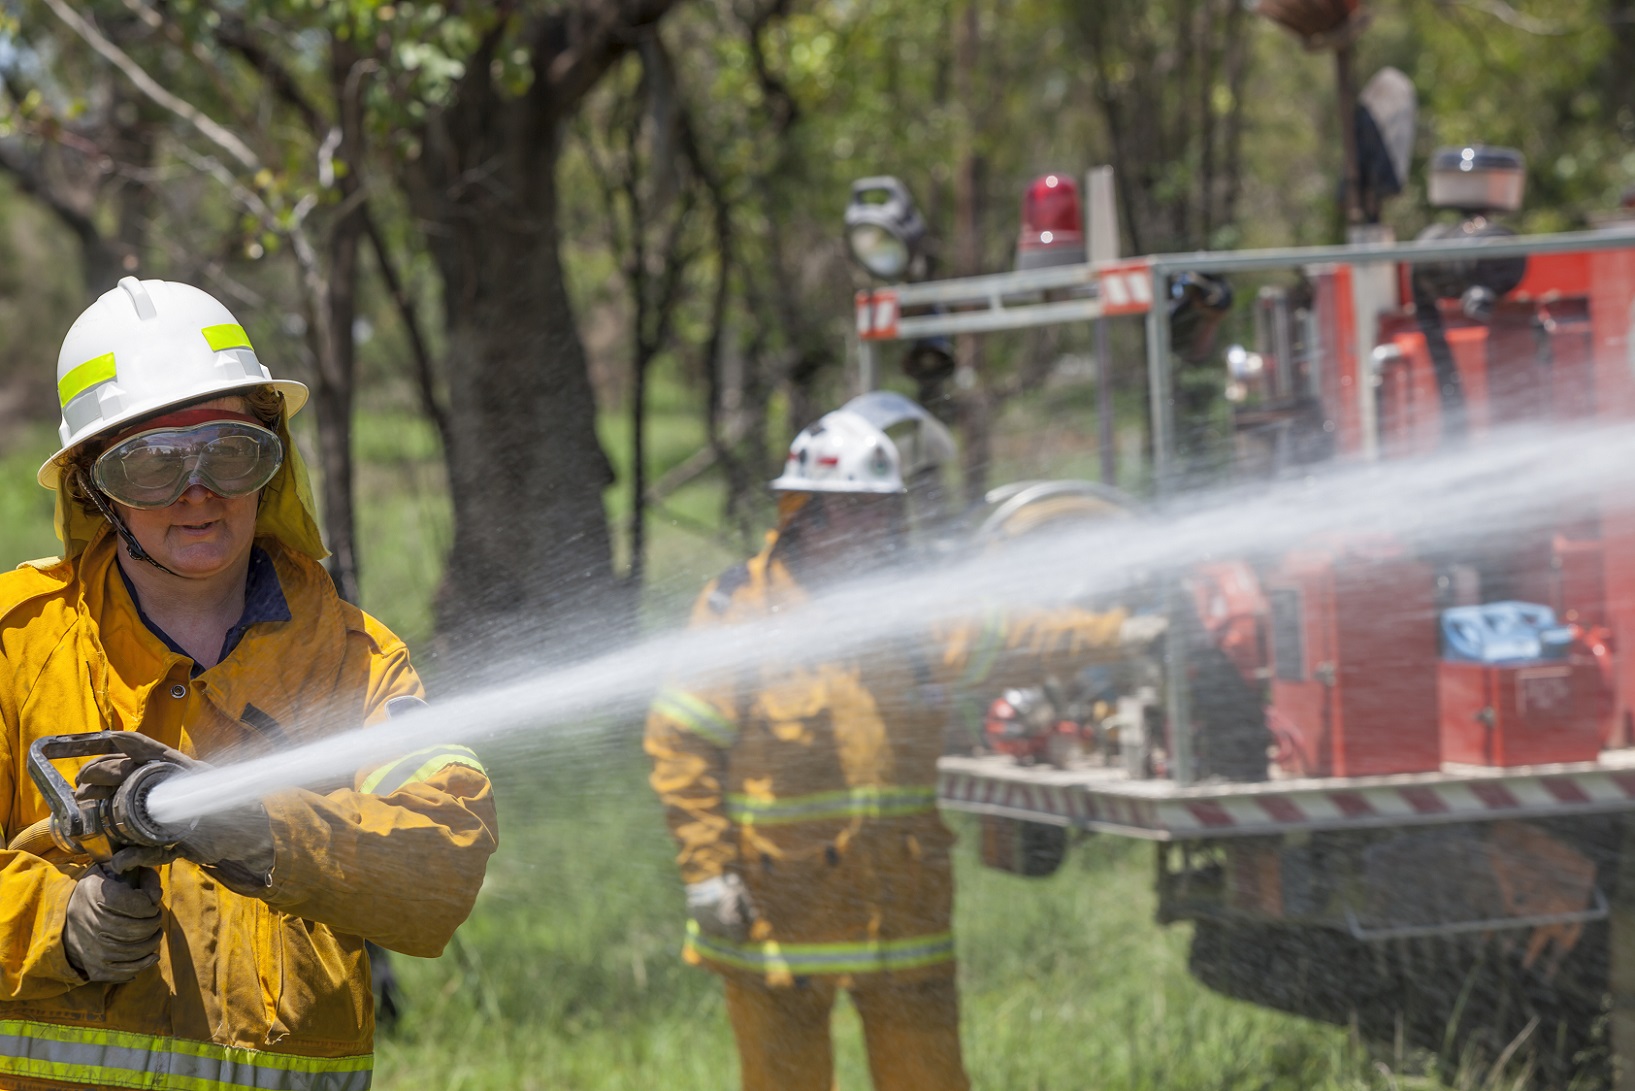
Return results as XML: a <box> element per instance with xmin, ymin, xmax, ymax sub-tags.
<box><xmin>0</xmin><ymin>137</ymin><xmax>99</xmax><ymax>242</ymax></box>
<box><xmin>534</xmin><ymin>0</ymin><xmax>684</xmax><ymax>117</ymax></box>
<box><xmin>1450</xmin><ymin>0</ymin><xmax>1570</xmax><ymax>35</ymax></box>
<box><xmin>213</xmin><ymin>17</ymin><xmax>330</xmax><ymax>134</ymax></box>
<box><xmin>38</xmin><ymin>0</ymin><xmax>263</xmax><ymax>173</ymax></box>
<box><xmin>745</xmin><ymin>0</ymin><xmax>797</xmax><ymax>133</ymax></box>
<box><xmin>362</xmin><ymin>206</ymin><xmax>452</xmax><ymax>454</ymax></box>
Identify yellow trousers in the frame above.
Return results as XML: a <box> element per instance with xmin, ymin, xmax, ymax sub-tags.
<box><xmin>723</xmin><ymin>973</ymin><xmax>970</xmax><ymax>1091</ymax></box>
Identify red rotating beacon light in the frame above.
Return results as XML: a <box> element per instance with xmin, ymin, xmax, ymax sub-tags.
<box><xmin>1016</xmin><ymin>174</ymin><xmax>1086</xmax><ymax>271</ymax></box>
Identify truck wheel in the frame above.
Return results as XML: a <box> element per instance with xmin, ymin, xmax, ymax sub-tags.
<box><xmin>1186</xmin><ymin>918</ymin><xmax>1610</xmax><ymax>1088</ymax></box>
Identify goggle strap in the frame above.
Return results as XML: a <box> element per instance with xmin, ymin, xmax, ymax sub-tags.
<box><xmin>76</xmin><ymin>467</ymin><xmax>179</xmax><ymax>577</ymax></box>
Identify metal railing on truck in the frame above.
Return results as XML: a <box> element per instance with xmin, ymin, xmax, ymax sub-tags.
<box><xmin>857</xmin><ymin>225</ymin><xmax>1635</xmax><ymax>787</ymax></box>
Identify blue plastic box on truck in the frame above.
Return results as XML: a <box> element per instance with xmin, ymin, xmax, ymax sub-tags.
<box><xmin>1440</xmin><ymin>600</ymin><xmax>1575</xmax><ymax>664</ymax></box>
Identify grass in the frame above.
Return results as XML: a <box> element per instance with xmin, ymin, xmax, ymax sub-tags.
<box><xmin>0</xmin><ymin>423</ymin><xmax>69</xmax><ymax>564</ymax></box>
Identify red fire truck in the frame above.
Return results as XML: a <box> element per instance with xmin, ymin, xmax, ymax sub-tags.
<box><xmin>853</xmin><ymin>158</ymin><xmax>1635</xmax><ymax>1083</ymax></box>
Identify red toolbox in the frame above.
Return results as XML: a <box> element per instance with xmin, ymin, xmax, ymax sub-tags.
<box><xmin>1266</xmin><ymin>536</ymin><xmax>1441</xmax><ymax>777</ymax></box>
<box><xmin>1440</xmin><ymin>659</ymin><xmax>1607</xmax><ymax>766</ymax></box>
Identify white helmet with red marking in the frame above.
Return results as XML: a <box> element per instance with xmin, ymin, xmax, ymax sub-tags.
<box><xmin>771</xmin><ymin>391</ymin><xmax>955</xmax><ymax>495</ymax></box>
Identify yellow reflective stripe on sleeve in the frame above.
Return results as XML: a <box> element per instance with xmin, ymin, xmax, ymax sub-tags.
<box><xmin>651</xmin><ymin>688</ymin><xmax>737</xmax><ymax>747</ymax></box>
<box><xmin>961</xmin><ymin>609</ymin><xmax>1006</xmax><ymax>686</ymax></box>
<box><xmin>0</xmin><ymin>1019</ymin><xmax>372</xmax><ymax>1091</ymax></box>
<box><xmin>202</xmin><ymin>323</ymin><xmax>254</xmax><ymax>351</ymax></box>
<box><xmin>686</xmin><ymin>924</ymin><xmax>955</xmax><ymax>977</ymax></box>
<box><xmin>57</xmin><ymin>352</ymin><xmax>116</xmax><ymax>407</ymax></box>
<box><xmin>360</xmin><ymin>745</ymin><xmax>486</xmax><ymax>796</ymax></box>
<box><xmin>725</xmin><ymin>785</ymin><xmax>937</xmax><ymax>826</ymax></box>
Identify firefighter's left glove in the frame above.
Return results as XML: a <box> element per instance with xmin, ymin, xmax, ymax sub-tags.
<box><xmin>686</xmin><ymin>874</ymin><xmax>755</xmax><ymax>942</ymax></box>
<box><xmin>76</xmin><ymin>747</ymin><xmax>275</xmax><ymax>894</ymax></box>
<box><xmin>1117</xmin><ymin>613</ymin><xmax>1169</xmax><ymax>650</ymax></box>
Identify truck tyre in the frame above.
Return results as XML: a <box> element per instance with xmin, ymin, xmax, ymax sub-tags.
<box><xmin>1187</xmin><ymin>916</ymin><xmax>1609</xmax><ymax>1088</ymax></box>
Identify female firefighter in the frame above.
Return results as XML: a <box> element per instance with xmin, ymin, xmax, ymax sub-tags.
<box><xmin>645</xmin><ymin>391</ymin><xmax>1159</xmax><ymax>1091</ymax></box>
<box><xmin>0</xmin><ymin>277</ymin><xmax>498</xmax><ymax>1090</ymax></box>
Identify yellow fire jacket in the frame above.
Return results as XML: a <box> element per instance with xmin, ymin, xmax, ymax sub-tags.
<box><xmin>0</xmin><ymin>529</ymin><xmax>498</xmax><ymax>1091</ymax></box>
<box><xmin>645</xmin><ymin>533</ymin><xmax>1124</xmax><ymax>986</ymax></box>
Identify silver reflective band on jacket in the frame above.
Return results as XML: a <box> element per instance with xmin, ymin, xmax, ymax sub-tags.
<box><xmin>0</xmin><ymin>1019</ymin><xmax>373</xmax><ymax>1090</ymax></box>
<box><xmin>93</xmin><ymin>421</ymin><xmax>283</xmax><ymax>509</ymax></box>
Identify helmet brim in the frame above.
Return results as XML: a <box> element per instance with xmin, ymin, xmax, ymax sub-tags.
<box><xmin>768</xmin><ymin>477</ymin><xmax>907</xmax><ymax>495</ymax></box>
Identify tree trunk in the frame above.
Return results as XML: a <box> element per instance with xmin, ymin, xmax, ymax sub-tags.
<box><xmin>310</xmin><ymin>228</ymin><xmax>359</xmax><ymax>605</ymax></box>
<box><xmin>953</xmin><ymin>0</ymin><xmax>991</xmax><ymax>506</ymax></box>
<box><xmin>398</xmin><ymin>3</ymin><xmax>685</xmax><ymax>670</ymax></box>
<box><xmin>413</xmin><ymin>137</ymin><xmax>621</xmax><ymax>669</ymax></box>
<box><xmin>309</xmin><ymin>40</ymin><xmax>367</xmax><ymax>605</ymax></box>
<box><xmin>630</xmin><ymin>338</ymin><xmax>650</xmax><ymax>587</ymax></box>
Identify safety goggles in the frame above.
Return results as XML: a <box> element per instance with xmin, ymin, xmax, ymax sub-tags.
<box><xmin>92</xmin><ymin>409</ymin><xmax>283</xmax><ymax>510</ymax></box>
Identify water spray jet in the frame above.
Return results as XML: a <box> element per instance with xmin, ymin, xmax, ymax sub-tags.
<box><xmin>129</xmin><ymin>418</ymin><xmax>1635</xmax><ymax>828</ymax></box>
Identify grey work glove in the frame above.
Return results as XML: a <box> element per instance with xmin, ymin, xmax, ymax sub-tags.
<box><xmin>63</xmin><ymin>864</ymin><xmax>164</xmax><ymax>983</ymax></box>
<box><xmin>686</xmin><ymin>874</ymin><xmax>755</xmax><ymax>942</ymax></box>
<box><xmin>1117</xmin><ymin>613</ymin><xmax>1170</xmax><ymax>650</ymax></box>
<box><xmin>178</xmin><ymin>803</ymin><xmax>276</xmax><ymax>892</ymax></box>
<box><xmin>76</xmin><ymin>749</ymin><xmax>275</xmax><ymax>892</ymax></box>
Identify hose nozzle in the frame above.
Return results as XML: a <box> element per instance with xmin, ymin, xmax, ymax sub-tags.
<box><xmin>23</xmin><ymin>732</ymin><xmax>198</xmax><ymax>862</ymax></box>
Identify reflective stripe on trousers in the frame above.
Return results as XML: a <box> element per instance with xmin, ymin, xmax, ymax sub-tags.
<box><xmin>0</xmin><ymin>1020</ymin><xmax>373</xmax><ymax>1091</ymax></box>
<box><xmin>687</xmin><ymin>923</ymin><xmax>956</xmax><ymax>977</ymax></box>
<box><xmin>725</xmin><ymin>785</ymin><xmax>937</xmax><ymax>826</ymax></box>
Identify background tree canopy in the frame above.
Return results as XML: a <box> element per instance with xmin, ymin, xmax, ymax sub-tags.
<box><xmin>0</xmin><ymin>0</ymin><xmax>1629</xmax><ymax>669</ymax></box>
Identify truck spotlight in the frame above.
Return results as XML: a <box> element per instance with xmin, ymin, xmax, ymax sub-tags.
<box><xmin>1417</xmin><ymin>145</ymin><xmax>1528</xmax><ymax>321</ymax></box>
<box><xmin>1016</xmin><ymin>173</ymin><xmax>1087</xmax><ymax>271</ymax></box>
<box><xmin>844</xmin><ymin>176</ymin><xmax>928</xmax><ymax>282</ymax></box>
<box><xmin>903</xmin><ymin>335</ymin><xmax>956</xmax><ymax>385</ymax></box>
<box><xmin>1428</xmin><ymin>144</ymin><xmax>1526</xmax><ymax>216</ymax></box>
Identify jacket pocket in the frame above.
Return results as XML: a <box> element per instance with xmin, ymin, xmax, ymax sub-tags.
<box><xmin>269</xmin><ymin>915</ymin><xmax>371</xmax><ymax>1048</ymax></box>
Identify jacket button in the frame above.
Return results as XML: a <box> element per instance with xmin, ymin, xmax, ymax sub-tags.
<box><xmin>170</xmin><ymin>684</ymin><xmax>187</xmax><ymax>699</ymax></box>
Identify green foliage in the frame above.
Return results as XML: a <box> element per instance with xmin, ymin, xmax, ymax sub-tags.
<box><xmin>350</xmin><ymin>411</ymin><xmax>450</xmax><ymax>648</ymax></box>
<box><xmin>0</xmin><ymin>178</ymin><xmax>82</xmax><ymax>421</ymax></box>
<box><xmin>0</xmin><ymin>424</ymin><xmax>63</xmax><ymax>563</ymax></box>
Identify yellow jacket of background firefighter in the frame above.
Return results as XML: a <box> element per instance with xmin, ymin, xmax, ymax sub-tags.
<box><xmin>0</xmin><ymin>404</ymin><xmax>498</xmax><ymax>1090</ymax></box>
<box><xmin>645</xmin><ymin>530</ymin><xmax>1126</xmax><ymax>987</ymax></box>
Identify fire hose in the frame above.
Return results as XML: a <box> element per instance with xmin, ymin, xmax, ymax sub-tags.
<box><xmin>6</xmin><ymin>732</ymin><xmax>198</xmax><ymax>864</ymax></box>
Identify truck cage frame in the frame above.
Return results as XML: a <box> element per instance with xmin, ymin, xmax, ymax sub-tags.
<box><xmin>855</xmin><ymin>225</ymin><xmax>1635</xmax><ymax>838</ymax></box>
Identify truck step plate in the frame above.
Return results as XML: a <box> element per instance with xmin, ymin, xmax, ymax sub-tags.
<box><xmin>936</xmin><ymin>751</ymin><xmax>1635</xmax><ymax>841</ymax></box>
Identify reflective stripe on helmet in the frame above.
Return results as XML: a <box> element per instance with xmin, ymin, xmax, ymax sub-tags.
<box><xmin>725</xmin><ymin>785</ymin><xmax>937</xmax><ymax>826</ymax></box>
<box><xmin>360</xmin><ymin>745</ymin><xmax>486</xmax><ymax>797</ymax></box>
<box><xmin>0</xmin><ymin>1019</ymin><xmax>373</xmax><ymax>1090</ymax></box>
<box><xmin>686</xmin><ymin>926</ymin><xmax>955</xmax><ymax>977</ymax></box>
<box><xmin>202</xmin><ymin>323</ymin><xmax>253</xmax><ymax>352</ymax></box>
<box><xmin>651</xmin><ymin>688</ymin><xmax>738</xmax><ymax>747</ymax></box>
<box><xmin>57</xmin><ymin>352</ymin><xmax>116</xmax><ymax>408</ymax></box>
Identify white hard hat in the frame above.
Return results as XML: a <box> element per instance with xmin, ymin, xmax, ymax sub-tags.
<box><xmin>38</xmin><ymin>276</ymin><xmax>308</xmax><ymax>488</ymax></box>
<box><xmin>771</xmin><ymin>391</ymin><xmax>955</xmax><ymax>495</ymax></box>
